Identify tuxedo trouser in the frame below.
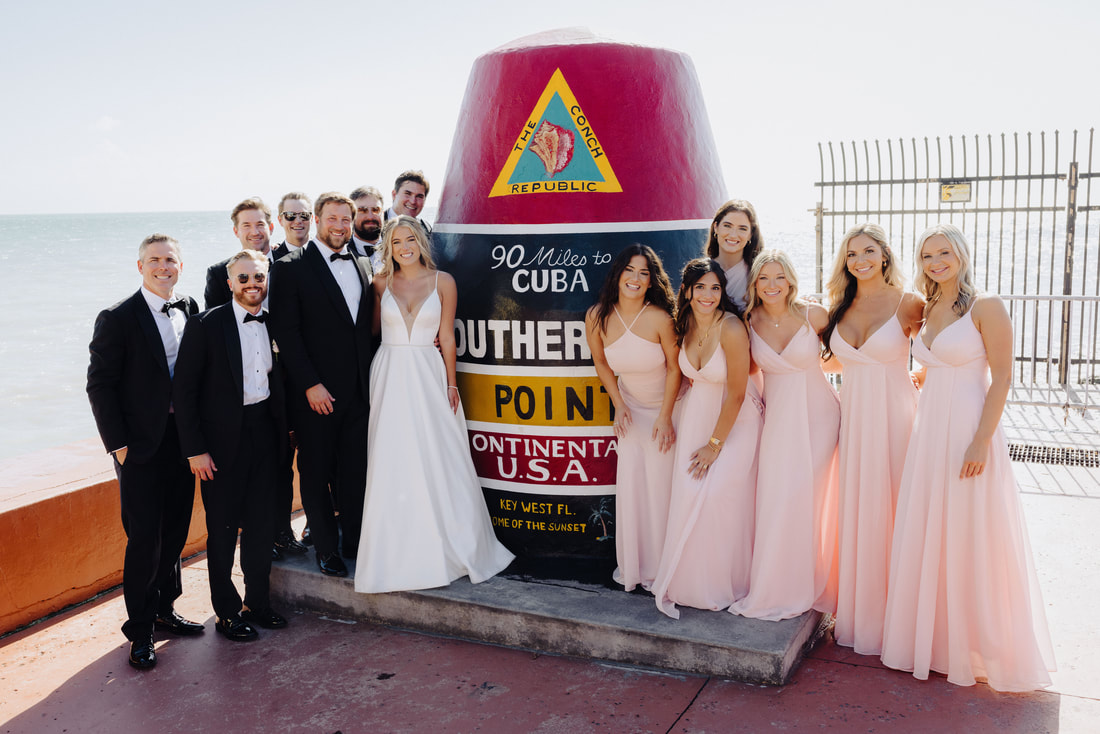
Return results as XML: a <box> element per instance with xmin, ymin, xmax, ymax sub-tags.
<box><xmin>293</xmin><ymin>390</ymin><xmax>368</xmax><ymax>558</ymax></box>
<box><xmin>116</xmin><ymin>416</ymin><xmax>196</xmax><ymax>642</ymax></box>
<box><xmin>202</xmin><ymin>401</ymin><xmax>277</xmax><ymax>619</ymax></box>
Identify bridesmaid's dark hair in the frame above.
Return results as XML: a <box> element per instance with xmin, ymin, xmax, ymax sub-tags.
<box><xmin>674</xmin><ymin>258</ymin><xmax>740</xmax><ymax>346</ymax></box>
<box><xmin>705</xmin><ymin>199</ymin><xmax>764</xmax><ymax>271</ymax></box>
<box><xmin>590</xmin><ymin>244</ymin><xmax>676</xmax><ymax>333</ymax></box>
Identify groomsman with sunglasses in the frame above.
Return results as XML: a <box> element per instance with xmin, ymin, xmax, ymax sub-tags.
<box><xmin>205</xmin><ymin>198</ymin><xmax>275</xmax><ymax>310</ymax></box>
<box><xmin>273</xmin><ymin>192</ymin><xmax>313</xmax><ymax>261</ymax></box>
<box><xmin>174</xmin><ymin>250</ymin><xmax>289</xmax><ymax>641</ymax></box>
<box><xmin>269</xmin><ymin>192</ymin><xmax>313</xmax><ymax>558</ymax></box>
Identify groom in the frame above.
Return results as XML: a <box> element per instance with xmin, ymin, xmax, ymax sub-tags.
<box><xmin>268</xmin><ymin>192</ymin><xmax>375</xmax><ymax>577</ymax></box>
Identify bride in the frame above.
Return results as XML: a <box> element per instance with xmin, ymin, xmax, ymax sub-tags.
<box><xmin>354</xmin><ymin>215</ymin><xmax>514</xmax><ymax>593</ymax></box>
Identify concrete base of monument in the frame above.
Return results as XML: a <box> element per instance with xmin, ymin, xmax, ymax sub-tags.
<box><xmin>269</xmin><ymin>553</ymin><xmax>826</xmax><ymax>685</ymax></box>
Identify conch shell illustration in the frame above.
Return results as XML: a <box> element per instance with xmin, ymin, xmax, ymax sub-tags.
<box><xmin>529</xmin><ymin>120</ymin><xmax>574</xmax><ymax>178</ymax></box>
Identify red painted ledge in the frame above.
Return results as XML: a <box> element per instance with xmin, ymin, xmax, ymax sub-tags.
<box><xmin>0</xmin><ymin>439</ymin><xmax>299</xmax><ymax>635</ymax></box>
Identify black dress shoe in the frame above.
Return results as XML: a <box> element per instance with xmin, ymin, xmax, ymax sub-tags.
<box><xmin>154</xmin><ymin>610</ymin><xmax>205</xmax><ymax>636</ymax></box>
<box><xmin>215</xmin><ymin>615</ymin><xmax>259</xmax><ymax>642</ymax></box>
<box><xmin>274</xmin><ymin>530</ymin><xmax>309</xmax><ymax>555</ymax></box>
<box><xmin>128</xmin><ymin>637</ymin><xmax>157</xmax><ymax>669</ymax></box>
<box><xmin>272</xmin><ymin>545</ymin><xmax>283</xmax><ymax>562</ymax></box>
<box><xmin>241</xmin><ymin>607</ymin><xmax>288</xmax><ymax>629</ymax></box>
<box><xmin>301</xmin><ymin>525</ymin><xmax>313</xmax><ymax>546</ymax></box>
<box><xmin>316</xmin><ymin>552</ymin><xmax>348</xmax><ymax>577</ymax></box>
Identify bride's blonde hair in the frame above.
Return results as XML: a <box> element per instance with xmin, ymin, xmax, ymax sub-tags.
<box><xmin>378</xmin><ymin>215</ymin><xmax>435</xmax><ymax>278</ymax></box>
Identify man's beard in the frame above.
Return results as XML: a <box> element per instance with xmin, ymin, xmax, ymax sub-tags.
<box><xmin>355</xmin><ymin>222</ymin><xmax>381</xmax><ymax>241</ymax></box>
<box><xmin>318</xmin><ymin>229</ymin><xmax>348</xmax><ymax>250</ymax></box>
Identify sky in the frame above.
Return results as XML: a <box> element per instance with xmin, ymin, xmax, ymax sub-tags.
<box><xmin>3</xmin><ymin>0</ymin><xmax>1099</xmax><ymax>229</ymax></box>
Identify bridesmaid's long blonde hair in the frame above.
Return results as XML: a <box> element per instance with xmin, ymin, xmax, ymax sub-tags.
<box><xmin>745</xmin><ymin>249</ymin><xmax>805</xmax><ymax>321</ymax></box>
<box><xmin>914</xmin><ymin>223</ymin><xmax>977</xmax><ymax>317</ymax></box>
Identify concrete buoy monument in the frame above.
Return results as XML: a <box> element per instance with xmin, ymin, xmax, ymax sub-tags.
<box><xmin>434</xmin><ymin>28</ymin><xmax>727</xmax><ymax>574</ymax></box>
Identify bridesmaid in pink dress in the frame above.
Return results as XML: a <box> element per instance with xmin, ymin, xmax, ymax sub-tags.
<box><xmin>586</xmin><ymin>245</ymin><xmax>681</xmax><ymax>591</ymax></box>
<box><xmin>729</xmin><ymin>250</ymin><xmax>841</xmax><ymax>621</ymax></box>
<box><xmin>881</xmin><ymin>223</ymin><xmax>1055</xmax><ymax>691</ymax></box>
<box><xmin>652</xmin><ymin>258</ymin><xmax>762</xmax><ymax>618</ymax></box>
<box><xmin>821</xmin><ymin>224</ymin><xmax>924</xmax><ymax>654</ymax></box>
<box><xmin>705</xmin><ymin>199</ymin><xmax>764</xmax><ymax>313</ymax></box>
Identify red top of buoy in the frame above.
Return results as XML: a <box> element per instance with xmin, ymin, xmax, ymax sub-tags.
<box><xmin>436</xmin><ymin>29</ymin><xmax>726</xmax><ymax>226</ymax></box>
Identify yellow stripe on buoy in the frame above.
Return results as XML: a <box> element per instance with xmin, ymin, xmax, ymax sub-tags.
<box><xmin>458</xmin><ymin>371</ymin><xmax>613</xmax><ymax>426</ymax></box>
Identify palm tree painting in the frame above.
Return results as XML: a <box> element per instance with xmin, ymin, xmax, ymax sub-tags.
<box><xmin>588</xmin><ymin>498</ymin><xmax>614</xmax><ymax>542</ymax></box>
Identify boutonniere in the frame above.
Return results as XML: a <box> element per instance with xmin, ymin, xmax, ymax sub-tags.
<box><xmin>271</xmin><ymin>339</ymin><xmax>280</xmax><ymax>361</ymax></box>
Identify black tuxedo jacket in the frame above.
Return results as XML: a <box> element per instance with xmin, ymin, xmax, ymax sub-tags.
<box><xmin>172</xmin><ymin>303</ymin><xmax>287</xmax><ymax>470</ymax></box>
<box><xmin>87</xmin><ymin>290</ymin><xmax>200</xmax><ymax>463</ymax></box>
<box><xmin>272</xmin><ymin>242</ymin><xmax>296</xmax><ymax>261</ymax></box>
<box><xmin>268</xmin><ymin>242</ymin><xmax>375</xmax><ymax>408</ymax></box>
<box><xmin>204</xmin><ymin>257</ymin><xmax>233</xmax><ymax>311</ymax></box>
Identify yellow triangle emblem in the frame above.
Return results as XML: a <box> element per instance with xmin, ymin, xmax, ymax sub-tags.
<box><xmin>489</xmin><ymin>69</ymin><xmax>622</xmax><ymax>198</ymax></box>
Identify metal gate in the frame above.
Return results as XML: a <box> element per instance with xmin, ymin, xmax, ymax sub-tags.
<box><xmin>813</xmin><ymin>128</ymin><xmax>1100</xmax><ymax>410</ymax></box>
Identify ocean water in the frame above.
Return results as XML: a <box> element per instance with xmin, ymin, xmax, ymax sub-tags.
<box><xmin>0</xmin><ymin>211</ymin><xmax>242</xmax><ymax>461</ymax></box>
<box><xmin>0</xmin><ymin>210</ymin><xmax>817</xmax><ymax>462</ymax></box>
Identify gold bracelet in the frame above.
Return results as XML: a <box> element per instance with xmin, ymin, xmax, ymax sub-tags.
<box><xmin>707</xmin><ymin>437</ymin><xmax>723</xmax><ymax>451</ymax></box>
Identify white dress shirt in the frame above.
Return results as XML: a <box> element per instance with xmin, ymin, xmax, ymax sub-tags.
<box><xmin>231</xmin><ymin>300</ymin><xmax>273</xmax><ymax>405</ymax></box>
<box><xmin>140</xmin><ymin>286</ymin><xmax>187</xmax><ymax>377</ymax></box>
<box><xmin>314</xmin><ymin>240</ymin><xmax>362</xmax><ymax>323</ymax></box>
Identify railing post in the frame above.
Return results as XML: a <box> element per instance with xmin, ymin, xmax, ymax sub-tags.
<box><xmin>813</xmin><ymin>202</ymin><xmax>825</xmax><ymax>293</ymax></box>
<box><xmin>1060</xmin><ymin>161</ymin><xmax>1078</xmax><ymax>386</ymax></box>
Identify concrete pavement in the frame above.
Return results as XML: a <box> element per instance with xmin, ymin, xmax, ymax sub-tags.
<box><xmin>2</xmin><ymin>475</ymin><xmax>1098</xmax><ymax>733</ymax></box>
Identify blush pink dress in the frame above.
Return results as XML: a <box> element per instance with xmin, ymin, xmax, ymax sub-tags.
<box><xmin>603</xmin><ymin>306</ymin><xmax>678</xmax><ymax>591</ymax></box>
<box><xmin>830</xmin><ymin>310</ymin><xmax>918</xmax><ymax>654</ymax></box>
<box><xmin>652</xmin><ymin>320</ymin><xmax>762</xmax><ymax>619</ymax></box>
<box><xmin>723</xmin><ymin>261</ymin><xmax>750</xmax><ymax>313</ymax></box>
<box><xmin>880</xmin><ymin>309</ymin><xmax>1055</xmax><ymax>691</ymax></box>
<box><xmin>729</xmin><ymin>322</ymin><xmax>840</xmax><ymax>621</ymax></box>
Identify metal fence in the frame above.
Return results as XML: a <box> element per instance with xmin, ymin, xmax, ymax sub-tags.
<box><xmin>813</xmin><ymin>128</ymin><xmax>1100</xmax><ymax>410</ymax></box>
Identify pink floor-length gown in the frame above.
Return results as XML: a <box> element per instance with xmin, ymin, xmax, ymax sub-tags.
<box><xmin>831</xmin><ymin>312</ymin><xmax>918</xmax><ymax>654</ymax></box>
<box><xmin>652</xmin><ymin>327</ymin><xmax>762</xmax><ymax>619</ymax></box>
<box><xmin>603</xmin><ymin>306</ymin><xmax>678</xmax><ymax>591</ymax></box>
<box><xmin>729</xmin><ymin>323</ymin><xmax>840</xmax><ymax>621</ymax></box>
<box><xmin>881</xmin><ymin>309</ymin><xmax>1055</xmax><ymax>691</ymax></box>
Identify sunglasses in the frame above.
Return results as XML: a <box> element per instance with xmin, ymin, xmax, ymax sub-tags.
<box><xmin>281</xmin><ymin>212</ymin><xmax>312</xmax><ymax>221</ymax></box>
<box><xmin>235</xmin><ymin>273</ymin><xmax>267</xmax><ymax>284</ymax></box>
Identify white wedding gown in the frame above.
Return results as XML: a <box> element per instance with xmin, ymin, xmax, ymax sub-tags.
<box><xmin>354</xmin><ymin>281</ymin><xmax>514</xmax><ymax>593</ymax></box>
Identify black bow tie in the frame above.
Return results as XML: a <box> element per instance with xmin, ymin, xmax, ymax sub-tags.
<box><xmin>330</xmin><ymin>251</ymin><xmax>354</xmax><ymax>262</ymax></box>
<box><xmin>161</xmin><ymin>298</ymin><xmax>187</xmax><ymax>314</ymax></box>
<box><xmin>243</xmin><ymin>312</ymin><xmax>266</xmax><ymax>324</ymax></box>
